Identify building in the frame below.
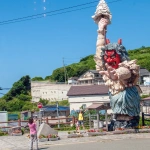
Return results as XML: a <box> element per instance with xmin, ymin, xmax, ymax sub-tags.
<box><xmin>31</xmin><ymin>81</ymin><xmax>72</xmax><ymax>102</ymax></box>
<box><xmin>140</xmin><ymin>68</ymin><xmax>150</xmax><ymax>85</ymax></box>
<box><xmin>67</xmin><ymin>84</ymin><xmax>112</xmax><ymax>114</ymax></box>
<box><xmin>78</xmin><ymin>70</ymin><xmax>103</xmax><ymax>85</ymax></box>
<box><xmin>141</xmin><ymin>97</ymin><xmax>150</xmax><ymax>114</ymax></box>
<box><xmin>40</xmin><ymin>105</ymin><xmax>70</xmax><ymax>124</ymax></box>
<box><xmin>68</xmin><ymin>77</ymin><xmax>78</xmax><ymax>85</ymax></box>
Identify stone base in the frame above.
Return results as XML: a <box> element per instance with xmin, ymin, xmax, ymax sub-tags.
<box><xmin>116</xmin><ymin>114</ymin><xmax>132</xmax><ymax>121</ymax></box>
<box><xmin>108</xmin><ymin>115</ymin><xmax>140</xmax><ymax>131</ymax></box>
<box><xmin>67</xmin><ymin>133</ymin><xmax>84</xmax><ymax>138</ymax></box>
<box><xmin>87</xmin><ymin>132</ymin><xmax>106</xmax><ymax>136</ymax></box>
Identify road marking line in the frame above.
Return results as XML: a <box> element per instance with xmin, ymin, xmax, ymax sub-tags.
<box><xmin>44</xmin><ymin>141</ymin><xmax>97</xmax><ymax>147</ymax></box>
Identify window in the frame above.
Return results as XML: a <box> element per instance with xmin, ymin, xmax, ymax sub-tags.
<box><xmin>95</xmin><ymin>74</ymin><xmax>99</xmax><ymax>77</ymax></box>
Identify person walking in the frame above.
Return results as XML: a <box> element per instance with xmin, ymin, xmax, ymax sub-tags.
<box><xmin>28</xmin><ymin>117</ymin><xmax>38</xmax><ymax>150</ymax></box>
<box><xmin>78</xmin><ymin>110</ymin><xmax>85</xmax><ymax>132</ymax></box>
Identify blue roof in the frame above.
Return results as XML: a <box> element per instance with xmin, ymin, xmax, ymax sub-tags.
<box><xmin>41</xmin><ymin>105</ymin><xmax>70</xmax><ymax>112</ymax></box>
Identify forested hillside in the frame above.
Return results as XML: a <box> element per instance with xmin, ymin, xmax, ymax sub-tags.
<box><xmin>0</xmin><ymin>75</ymin><xmax>38</xmax><ymax>112</ymax></box>
<box><xmin>32</xmin><ymin>46</ymin><xmax>150</xmax><ymax>82</ymax></box>
<box><xmin>128</xmin><ymin>46</ymin><xmax>150</xmax><ymax>70</ymax></box>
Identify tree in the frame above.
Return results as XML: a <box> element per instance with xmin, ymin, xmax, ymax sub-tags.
<box><xmin>0</xmin><ymin>99</ymin><xmax>7</xmax><ymax>111</ymax></box>
<box><xmin>17</xmin><ymin>94</ymin><xmax>31</xmax><ymax>101</ymax></box>
<box><xmin>39</xmin><ymin>99</ymin><xmax>49</xmax><ymax>106</ymax></box>
<box><xmin>6</xmin><ymin>98</ymin><xmax>25</xmax><ymax>112</ymax></box>
<box><xmin>51</xmin><ymin>68</ymin><xmax>65</xmax><ymax>82</ymax></box>
<box><xmin>45</xmin><ymin>75</ymin><xmax>52</xmax><ymax>80</ymax></box>
<box><xmin>31</xmin><ymin>77</ymin><xmax>44</xmax><ymax>81</ymax></box>
<box><xmin>22</xmin><ymin>101</ymin><xmax>39</xmax><ymax>111</ymax></box>
<box><xmin>3</xmin><ymin>75</ymin><xmax>31</xmax><ymax>101</ymax></box>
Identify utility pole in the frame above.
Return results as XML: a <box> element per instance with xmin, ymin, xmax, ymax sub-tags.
<box><xmin>63</xmin><ymin>57</ymin><xmax>66</xmax><ymax>84</ymax></box>
<box><xmin>149</xmin><ymin>72</ymin><xmax>150</xmax><ymax>96</ymax></box>
<box><xmin>56</xmin><ymin>101</ymin><xmax>60</xmax><ymax>128</ymax></box>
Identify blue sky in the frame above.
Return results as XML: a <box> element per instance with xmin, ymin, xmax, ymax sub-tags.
<box><xmin>0</xmin><ymin>0</ymin><xmax>150</xmax><ymax>92</ymax></box>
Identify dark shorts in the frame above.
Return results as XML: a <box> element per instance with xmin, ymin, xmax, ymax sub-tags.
<box><xmin>78</xmin><ymin>120</ymin><xmax>83</xmax><ymax>126</ymax></box>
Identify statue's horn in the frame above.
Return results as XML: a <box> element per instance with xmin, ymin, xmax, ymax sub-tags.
<box><xmin>118</xmin><ymin>39</ymin><xmax>122</xmax><ymax>45</ymax></box>
<box><xmin>106</xmin><ymin>39</ymin><xmax>110</xmax><ymax>44</ymax></box>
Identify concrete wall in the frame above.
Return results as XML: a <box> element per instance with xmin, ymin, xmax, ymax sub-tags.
<box><xmin>31</xmin><ymin>81</ymin><xmax>72</xmax><ymax>102</ymax></box>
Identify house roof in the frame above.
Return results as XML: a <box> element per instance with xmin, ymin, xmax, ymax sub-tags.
<box><xmin>87</xmin><ymin>103</ymin><xmax>110</xmax><ymax>110</ymax></box>
<box><xmin>67</xmin><ymin>85</ymin><xmax>109</xmax><ymax>96</ymax></box>
<box><xmin>140</xmin><ymin>68</ymin><xmax>150</xmax><ymax>76</ymax></box>
<box><xmin>41</xmin><ymin>105</ymin><xmax>70</xmax><ymax>112</ymax></box>
<box><xmin>89</xmin><ymin>70</ymin><xmax>99</xmax><ymax>74</ymax></box>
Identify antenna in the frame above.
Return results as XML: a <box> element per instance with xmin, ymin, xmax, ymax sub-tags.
<box><xmin>63</xmin><ymin>58</ymin><xmax>67</xmax><ymax>83</ymax></box>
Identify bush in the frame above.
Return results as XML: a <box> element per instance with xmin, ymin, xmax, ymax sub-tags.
<box><xmin>0</xmin><ymin>130</ymin><xmax>8</xmax><ymax>136</ymax></box>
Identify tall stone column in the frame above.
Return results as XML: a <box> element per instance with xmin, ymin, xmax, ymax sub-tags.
<box><xmin>92</xmin><ymin>0</ymin><xmax>112</xmax><ymax>71</ymax></box>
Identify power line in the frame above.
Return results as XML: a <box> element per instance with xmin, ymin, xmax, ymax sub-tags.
<box><xmin>0</xmin><ymin>0</ymin><xmax>99</xmax><ymax>24</ymax></box>
<box><xmin>0</xmin><ymin>0</ymin><xmax>122</xmax><ymax>26</ymax></box>
<box><xmin>0</xmin><ymin>5</ymin><xmax>94</xmax><ymax>25</ymax></box>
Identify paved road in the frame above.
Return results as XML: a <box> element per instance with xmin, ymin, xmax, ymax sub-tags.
<box><xmin>43</xmin><ymin>139</ymin><xmax>150</xmax><ymax>150</ymax></box>
<box><xmin>0</xmin><ymin>132</ymin><xmax>150</xmax><ymax>150</ymax></box>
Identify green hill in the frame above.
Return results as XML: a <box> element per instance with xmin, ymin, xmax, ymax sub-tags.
<box><xmin>128</xmin><ymin>46</ymin><xmax>150</xmax><ymax>71</ymax></box>
<box><xmin>38</xmin><ymin>46</ymin><xmax>150</xmax><ymax>82</ymax></box>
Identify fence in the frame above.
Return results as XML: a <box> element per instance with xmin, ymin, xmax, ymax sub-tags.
<box><xmin>141</xmin><ymin>112</ymin><xmax>150</xmax><ymax>126</ymax></box>
<box><xmin>0</xmin><ymin>116</ymin><xmax>75</xmax><ymax>130</ymax></box>
<box><xmin>0</xmin><ymin>114</ymin><xmax>112</xmax><ymax>130</ymax></box>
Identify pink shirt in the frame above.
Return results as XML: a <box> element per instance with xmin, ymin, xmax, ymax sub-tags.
<box><xmin>28</xmin><ymin>123</ymin><xmax>37</xmax><ymax>135</ymax></box>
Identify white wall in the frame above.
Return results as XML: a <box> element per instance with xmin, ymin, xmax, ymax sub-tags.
<box><xmin>0</xmin><ymin>111</ymin><xmax>8</xmax><ymax>128</ymax></box>
<box><xmin>69</xmin><ymin>95</ymin><xmax>110</xmax><ymax>111</ymax></box>
<box><xmin>31</xmin><ymin>81</ymin><xmax>72</xmax><ymax>102</ymax></box>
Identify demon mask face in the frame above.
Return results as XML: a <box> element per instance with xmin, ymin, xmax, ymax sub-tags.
<box><xmin>101</xmin><ymin>39</ymin><xmax>128</xmax><ymax>69</ymax></box>
<box><xmin>104</xmin><ymin>50</ymin><xmax>121</xmax><ymax>69</ymax></box>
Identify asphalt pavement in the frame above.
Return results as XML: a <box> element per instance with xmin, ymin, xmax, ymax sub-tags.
<box><xmin>0</xmin><ymin>131</ymin><xmax>150</xmax><ymax>150</ymax></box>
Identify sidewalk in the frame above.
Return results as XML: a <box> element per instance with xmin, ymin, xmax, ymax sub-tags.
<box><xmin>0</xmin><ymin>131</ymin><xmax>150</xmax><ymax>150</ymax></box>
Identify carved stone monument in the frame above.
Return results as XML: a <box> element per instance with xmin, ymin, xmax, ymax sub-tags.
<box><xmin>37</xmin><ymin>123</ymin><xmax>58</xmax><ymax>137</ymax></box>
<box><xmin>92</xmin><ymin>0</ymin><xmax>141</xmax><ymax>130</ymax></box>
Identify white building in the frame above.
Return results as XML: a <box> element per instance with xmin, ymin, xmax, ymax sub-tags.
<box><xmin>140</xmin><ymin>68</ymin><xmax>150</xmax><ymax>85</ymax></box>
<box><xmin>68</xmin><ymin>77</ymin><xmax>78</xmax><ymax>85</ymax></box>
<box><xmin>31</xmin><ymin>81</ymin><xmax>72</xmax><ymax>102</ymax></box>
<box><xmin>78</xmin><ymin>70</ymin><xmax>103</xmax><ymax>85</ymax></box>
<box><xmin>67</xmin><ymin>85</ymin><xmax>112</xmax><ymax>114</ymax></box>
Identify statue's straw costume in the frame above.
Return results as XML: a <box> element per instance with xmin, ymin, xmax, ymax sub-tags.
<box><xmin>92</xmin><ymin>0</ymin><xmax>141</xmax><ymax>128</ymax></box>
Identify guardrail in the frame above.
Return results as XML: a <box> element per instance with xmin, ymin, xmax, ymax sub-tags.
<box><xmin>0</xmin><ymin>116</ymin><xmax>75</xmax><ymax>129</ymax></box>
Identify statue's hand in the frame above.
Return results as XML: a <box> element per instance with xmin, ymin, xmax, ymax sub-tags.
<box><xmin>99</xmin><ymin>63</ymin><xmax>118</xmax><ymax>80</ymax></box>
<box><xmin>98</xmin><ymin>18</ymin><xmax>109</xmax><ymax>31</ymax></box>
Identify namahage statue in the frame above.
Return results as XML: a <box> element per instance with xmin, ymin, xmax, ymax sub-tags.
<box><xmin>92</xmin><ymin>0</ymin><xmax>141</xmax><ymax>130</ymax></box>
